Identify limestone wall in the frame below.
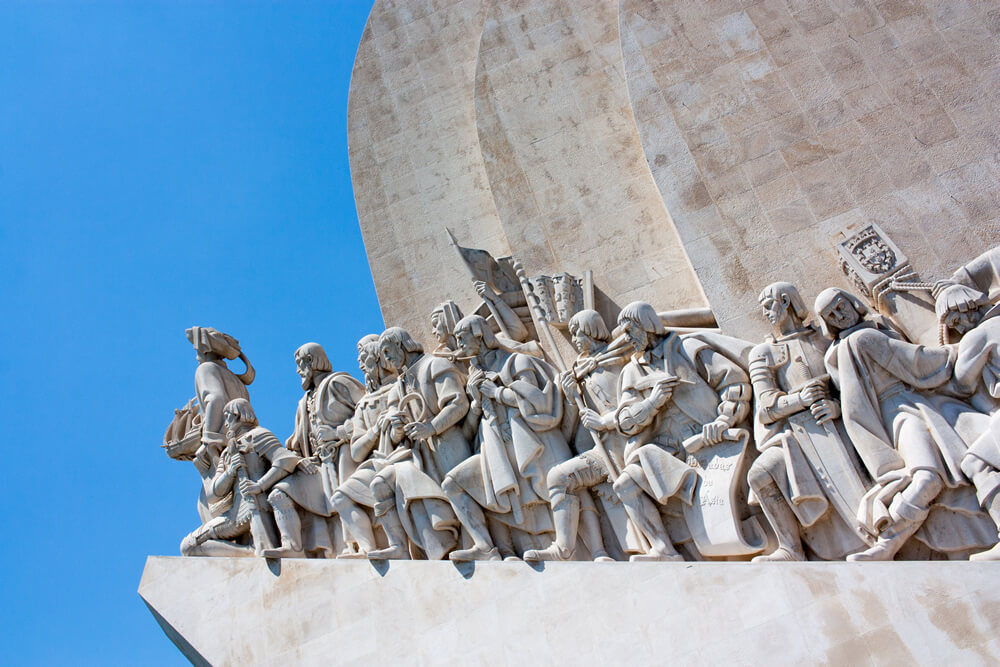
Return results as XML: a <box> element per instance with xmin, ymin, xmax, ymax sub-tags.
<box><xmin>140</xmin><ymin>556</ymin><xmax>1000</xmax><ymax>666</ymax></box>
<box><xmin>349</xmin><ymin>0</ymin><xmax>1000</xmax><ymax>341</ymax></box>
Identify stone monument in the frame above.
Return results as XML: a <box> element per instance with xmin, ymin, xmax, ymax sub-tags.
<box><xmin>142</xmin><ymin>1</ymin><xmax>1000</xmax><ymax>664</ymax></box>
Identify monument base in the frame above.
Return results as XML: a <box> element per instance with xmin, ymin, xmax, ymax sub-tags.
<box><xmin>139</xmin><ymin>556</ymin><xmax>1000</xmax><ymax>665</ymax></box>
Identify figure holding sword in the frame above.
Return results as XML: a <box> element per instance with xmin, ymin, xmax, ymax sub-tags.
<box><xmin>747</xmin><ymin>282</ymin><xmax>872</xmax><ymax>562</ymax></box>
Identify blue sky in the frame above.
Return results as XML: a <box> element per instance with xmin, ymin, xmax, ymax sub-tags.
<box><xmin>0</xmin><ymin>2</ymin><xmax>380</xmax><ymax>663</ymax></box>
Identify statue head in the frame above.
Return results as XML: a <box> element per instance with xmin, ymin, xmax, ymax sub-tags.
<box><xmin>618</xmin><ymin>302</ymin><xmax>665</xmax><ymax>354</ymax></box>
<box><xmin>378</xmin><ymin>327</ymin><xmax>423</xmax><ymax>373</ymax></box>
<box><xmin>294</xmin><ymin>342</ymin><xmax>332</xmax><ymax>390</ymax></box>
<box><xmin>568</xmin><ymin>309</ymin><xmax>610</xmax><ymax>355</ymax></box>
<box><xmin>430</xmin><ymin>300</ymin><xmax>464</xmax><ymax>347</ymax></box>
<box><xmin>357</xmin><ymin>336</ymin><xmax>383</xmax><ymax>392</ymax></box>
<box><xmin>815</xmin><ymin>288</ymin><xmax>867</xmax><ymax>337</ymax></box>
<box><xmin>936</xmin><ymin>284</ymin><xmax>987</xmax><ymax>338</ymax></box>
<box><xmin>759</xmin><ymin>282</ymin><xmax>809</xmax><ymax>332</ymax></box>
<box><xmin>223</xmin><ymin>397</ymin><xmax>258</xmax><ymax>442</ymax></box>
<box><xmin>185</xmin><ymin>326</ymin><xmax>255</xmax><ymax>385</ymax></box>
<box><xmin>454</xmin><ymin>314</ymin><xmax>498</xmax><ymax>359</ymax></box>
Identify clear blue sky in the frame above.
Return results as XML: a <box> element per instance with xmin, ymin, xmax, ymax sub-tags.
<box><xmin>0</xmin><ymin>2</ymin><xmax>380</xmax><ymax>663</ymax></box>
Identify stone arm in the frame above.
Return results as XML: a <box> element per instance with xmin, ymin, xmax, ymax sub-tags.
<box><xmin>749</xmin><ymin>353</ymin><xmax>808</xmax><ymax>425</ymax></box>
<box><xmin>476</xmin><ymin>281</ymin><xmax>529</xmax><ymax>342</ymax></box>
<box><xmin>429</xmin><ymin>371</ymin><xmax>471</xmax><ymax>435</ymax></box>
<box><xmin>615</xmin><ymin>367</ymin><xmax>672</xmax><ymax>437</ymax></box>
<box><xmin>208</xmin><ymin>456</ymin><xmax>237</xmax><ymax>504</ymax></box>
<box><xmin>952</xmin><ymin>247</ymin><xmax>1000</xmax><ymax>303</ymax></box>
<box><xmin>349</xmin><ymin>411</ymin><xmax>381</xmax><ymax>463</ymax></box>
<box><xmin>697</xmin><ymin>347</ymin><xmax>752</xmax><ymax>429</ymax></box>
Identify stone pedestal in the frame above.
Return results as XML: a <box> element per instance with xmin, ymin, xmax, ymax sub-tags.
<box><xmin>139</xmin><ymin>556</ymin><xmax>1000</xmax><ymax>666</ymax></box>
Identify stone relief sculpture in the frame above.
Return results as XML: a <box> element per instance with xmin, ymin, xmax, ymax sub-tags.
<box><xmin>160</xmin><ymin>242</ymin><xmax>1000</xmax><ymax>564</ymax></box>
<box><xmin>443</xmin><ymin>314</ymin><xmax>574</xmax><ymax>561</ymax></box>
<box><xmin>747</xmin><ymin>283</ymin><xmax>872</xmax><ymax>562</ymax></box>
<box><xmin>817</xmin><ymin>288</ymin><xmax>997</xmax><ymax>560</ymax></box>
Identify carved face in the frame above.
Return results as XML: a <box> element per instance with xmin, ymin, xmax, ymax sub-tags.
<box><xmin>223</xmin><ymin>407</ymin><xmax>239</xmax><ymax>441</ymax></box>
<box><xmin>622</xmin><ymin>319</ymin><xmax>649</xmax><ymax>353</ymax></box>
<box><xmin>379</xmin><ymin>338</ymin><xmax>406</xmax><ymax>373</ymax></box>
<box><xmin>569</xmin><ymin>326</ymin><xmax>593</xmax><ymax>356</ymax></box>
<box><xmin>358</xmin><ymin>346</ymin><xmax>379</xmax><ymax>389</ymax></box>
<box><xmin>430</xmin><ymin>311</ymin><xmax>448</xmax><ymax>344</ymax></box>
<box><xmin>455</xmin><ymin>328</ymin><xmax>482</xmax><ymax>358</ymax></box>
<box><xmin>296</xmin><ymin>353</ymin><xmax>314</xmax><ymax>389</ymax></box>
<box><xmin>819</xmin><ymin>294</ymin><xmax>861</xmax><ymax>332</ymax></box>
<box><xmin>760</xmin><ymin>296</ymin><xmax>789</xmax><ymax>329</ymax></box>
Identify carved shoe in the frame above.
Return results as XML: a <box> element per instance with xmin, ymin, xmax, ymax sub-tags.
<box><xmin>752</xmin><ymin>547</ymin><xmax>805</xmax><ymax>562</ymax></box>
<box><xmin>523</xmin><ymin>544</ymin><xmax>572</xmax><ymax>562</ymax></box>
<box><xmin>448</xmin><ymin>545</ymin><xmax>502</xmax><ymax>562</ymax></box>
<box><xmin>970</xmin><ymin>542</ymin><xmax>1000</xmax><ymax>561</ymax></box>
<box><xmin>367</xmin><ymin>544</ymin><xmax>410</xmax><ymax>560</ymax></box>
<box><xmin>260</xmin><ymin>543</ymin><xmax>303</xmax><ymax>559</ymax></box>
<box><xmin>630</xmin><ymin>548</ymin><xmax>684</xmax><ymax>562</ymax></box>
<box><xmin>846</xmin><ymin>542</ymin><xmax>895</xmax><ymax>562</ymax></box>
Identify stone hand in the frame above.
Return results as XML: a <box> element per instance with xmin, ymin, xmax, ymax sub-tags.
<box><xmin>651</xmin><ymin>377</ymin><xmax>679</xmax><ymax>406</ymax></box>
<box><xmin>297</xmin><ymin>458</ymin><xmax>319</xmax><ymax>474</ymax></box>
<box><xmin>479</xmin><ymin>379</ymin><xmax>500</xmax><ymax>399</ymax></box>
<box><xmin>239</xmin><ymin>479</ymin><xmax>262</xmax><ymax>497</ymax></box>
<box><xmin>229</xmin><ymin>452</ymin><xmax>245</xmax><ymax>473</ymax></box>
<box><xmin>404</xmin><ymin>421</ymin><xmax>436</xmax><ymax>441</ymax></box>
<box><xmin>314</xmin><ymin>424</ymin><xmax>337</xmax><ymax>443</ymax></box>
<box><xmin>702</xmin><ymin>419</ymin><xmax>727</xmax><ymax>445</ymax></box>
<box><xmin>474</xmin><ymin>280</ymin><xmax>494</xmax><ymax>301</ymax></box>
<box><xmin>580</xmin><ymin>408</ymin><xmax>605</xmax><ymax>431</ymax></box>
<box><xmin>574</xmin><ymin>356</ymin><xmax>597</xmax><ymax>377</ymax></box>
<box><xmin>811</xmin><ymin>398</ymin><xmax>840</xmax><ymax>425</ymax></box>
<box><xmin>799</xmin><ymin>379</ymin><xmax>826</xmax><ymax>406</ymax></box>
<box><xmin>559</xmin><ymin>370</ymin><xmax>579</xmax><ymax>399</ymax></box>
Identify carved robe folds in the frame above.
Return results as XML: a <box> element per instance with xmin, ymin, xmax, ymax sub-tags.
<box><xmin>448</xmin><ymin>349</ymin><xmax>572</xmax><ymax>536</ymax></box>
<box><xmin>375</xmin><ymin>355</ymin><xmax>470</xmax><ymax>560</ymax></box>
<box><xmin>827</xmin><ymin>326</ymin><xmax>997</xmax><ymax>554</ymax></box>
<box><xmin>749</xmin><ymin>327</ymin><xmax>871</xmax><ymax>559</ymax></box>
<box><xmin>615</xmin><ymin>334</ymin><xmax>760</xmax><ymax>557</ymax></box>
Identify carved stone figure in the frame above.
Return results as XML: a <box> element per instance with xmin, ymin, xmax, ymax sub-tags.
<box><xmin>747</xmin><ymin>283</ymin><xmax>871</xmax><ymax>561</ymax></box>
<box><xmin>333</xmin><ymin>329</ymin><xmax>466</xmax><ymax>560</ymax></box>
<box><xmin>287</xmin><ymin>342</ymin><xmax>365</xmax><ymax>487</ymax></box>
<box><xmin>172</xmin><ymin>327</ymin><xmax>258</xmax><ymax>557</ymax></box>
<box><xmin>610</xmin><ymin>302</ymin><xmax>755</xmax><ymax>561</ymax></box>
<box><xmin>952</xmin><ymin>313</ymin><xmax>1000</xmax><ymax>560</ymax></box>
<box><xmin>816</xmin><ymin>288</ymin><xmax>997</xmax><ymax>561</ymax></box>
<box><xmin>430</xmin><ymin>300</ymin><xmax>465</xmax><ymax>361</ymax></box>
<box><xmin>330</xmin><ymin>336</ymin><xmax>395</xmax><ymax>557</ymax></box>
<box><xmin>219</xmin><ymin>398</ymin><xmax>337</xmax><ymax>558</ymax></box>
<box><xmin>186</xmin><ymin>326</ymin><xmax>254</xmax><ymax>450</ymax></box>
<box><xmin>935</xmin><ymin>247</ymin><xmax>1000</xmax><ymax>343</ymax></box>
<box><xmin>443</xmin><ymin>314</ymin><xmax>574</xmax><ymax>561</ymax></box>
<box><xmin>524</xmin><ymin>310</ymin><xmax>626</xmax><ymax>561</ymax></box>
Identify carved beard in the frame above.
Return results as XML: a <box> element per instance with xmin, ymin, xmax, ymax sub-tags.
<box><xmin>300</xmin><ymin>369</ymin><xmax>313</xmax><ymax>391</ymax></box>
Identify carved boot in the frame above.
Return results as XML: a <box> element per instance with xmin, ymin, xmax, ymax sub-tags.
<box><xmin>847</xmin><ymin>496</ymin><xmax>925</xmax><ymax>562</ymax></box>
<box><xmin>331</xmin><ymin>491</ymin><xmax>377</xmax><ymax>558</ymax></box>
<box><xmin>616</xmin><ymin>481</ymin><xmax>683</xmax><ymax>562</ymax></box>
<box><xmin>752</xmin><ymin>483</ymin><xmax>805</xmax><ymax>562</ymax></box>
<box><xmin>971</xmin><ymin>493</ymin><xmax>1000</xmax><ymax>561</ymax></box>
<box><xmin>368</xmin><ymin>509</ymin><xmax>410</xmax><ymax>560</ymax></box>
<box><xmin>444</xmin><ymin>479</ymin><xmax>500</xmax><ymax>561</ymax></box>
<box><xmin>262</xmin><ymin>489</ymin><xmax>304</xmax><ymax>558</ymax></box>
<box><xmin>579</xmin><ymin>492</ymin><xmax>614</xmax><ymax>561</ymax></box>
<box><xmin>524</xmin><ymin>493</ymin><xmax>579</xmax><ymax>562</ymax></box>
